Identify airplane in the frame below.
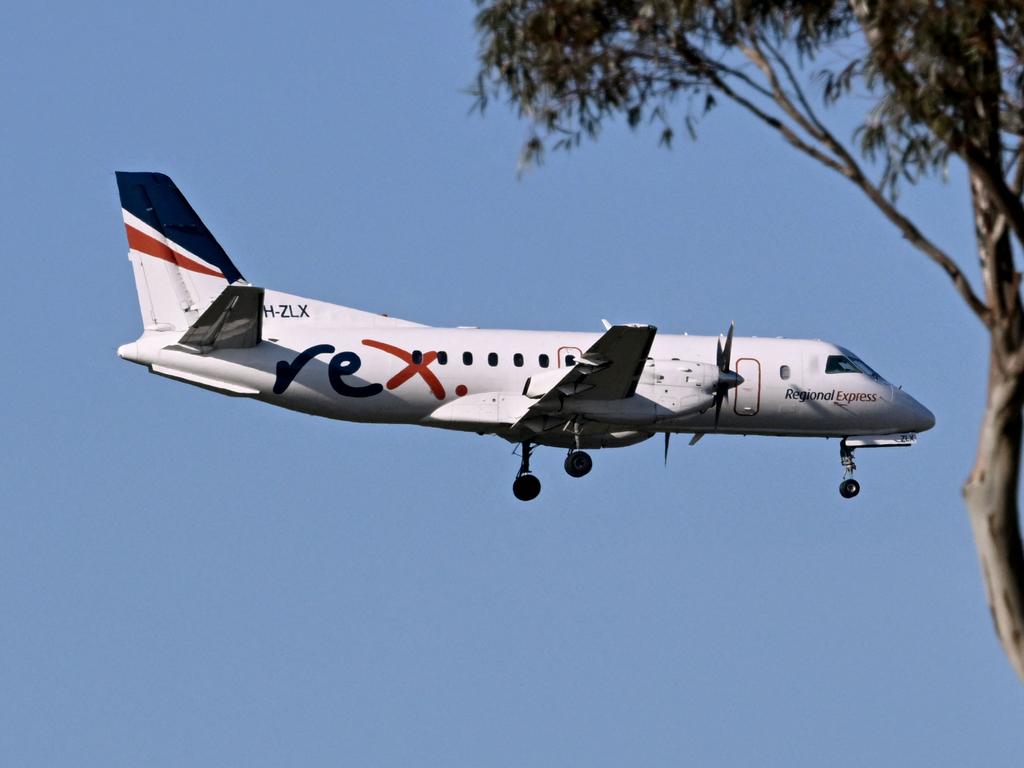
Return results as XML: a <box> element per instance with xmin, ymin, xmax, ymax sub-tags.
<box><xmin>114</xmin><ymin>172</ymin><xmax>936</xmax><ymax>501</ymax></box>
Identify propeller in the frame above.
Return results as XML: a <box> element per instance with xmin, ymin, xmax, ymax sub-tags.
<box><xmin>665</xmin><ymin>432</ymin><xmax>706</xmax><ymax>466</ymax></box>
<box><xmin>713</xmin><ymin>321</ymin><xmax>744</xmax><ymax>428</ymax></box>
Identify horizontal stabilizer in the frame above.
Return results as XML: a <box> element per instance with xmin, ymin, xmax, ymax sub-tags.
<box><xmin>176</xmin><ymin>285</ymin><xmax>264</xmax><ymax>352</ymax></box>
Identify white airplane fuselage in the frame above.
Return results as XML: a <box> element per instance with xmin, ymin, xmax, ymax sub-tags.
<box><xmin>113</xmin><ymin>171</ymin><xmax>934</xmax><ymax>499</ymax></box>
<box><xmin>119</xmin><ymin>289</ymin><xmax>934</xmax><ymax>448</ymax></box>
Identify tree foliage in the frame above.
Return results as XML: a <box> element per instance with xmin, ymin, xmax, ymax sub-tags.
<box><xmin>473</xmin><ymin>0</ymin><xmax>1024</xmax><ymax>680</ymax></box>
<box><xmin>475</xmin><ymin>1</ymin><xmax>1023</xmax><ymax>198</ymax></box>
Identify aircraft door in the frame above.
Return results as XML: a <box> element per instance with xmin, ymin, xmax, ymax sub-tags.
<box><xmin>558</xmin><ymin>346</ymin><xmax>583</xmax><ymax>368</ymax></box>
<box><xmin>733</xmin><ymin>358</ymin><xmax>761</xmax><ymax>416</ymax></box>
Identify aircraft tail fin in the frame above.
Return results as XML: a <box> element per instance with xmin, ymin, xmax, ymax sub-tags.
<box><xmin>116</xmin><ymin>172</ymin><xmax>246</xmax><ymax>331</ymax></box>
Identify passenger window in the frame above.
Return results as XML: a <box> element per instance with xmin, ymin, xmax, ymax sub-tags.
<box><xmin>539</xmin><ymin>354</ymin><xmax>549</xmax><ymax>368</ymax></box>
<box><xmin>513</xmin><ymin>353</ymin><xmax>524</xmax><ymax>367</ymax></box>
<box><xmin>412</xmin><ymin>350</ymin><xmax>423</xmax><ymax>365</ymax></box>
<box><xmin>780</xmin><ymin>365</ymin><xmax>790</xmax><ymax>380</ymax></box>
<box><xmin>565</xmin><ymin>354</ymin><xmax>576</xmax><ymax>366</ymax></box>
<box><xmin>488</xmin><ymin>352</ymin><xmax>499</xmax><ymax>367</ymax></box>
<box><xmin>463</xmin><ymin>351</ymin><xmax>473</xmax><ymax>365</ymax></box>
<box><xmin>437</xmin><ymin>351</ymin><xmax>447</xmax><ymax>365</ymax></box>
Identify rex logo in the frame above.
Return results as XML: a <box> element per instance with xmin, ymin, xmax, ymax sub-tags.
<box><xmin>361</xmin><ymin>339</ymin><xmax>446</xmax><ymax>400</ymax></box>
<box><xmin>272</xmin><ymin>345</ymin><xmax>382</xmax><ymax>398</ymax></box>
<box><xmin>272</xmin><ymin>340</ymin><xmax>446</xmax><ymax>400</ymax></box>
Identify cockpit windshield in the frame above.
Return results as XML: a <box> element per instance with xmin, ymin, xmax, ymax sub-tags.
<box><xmin>826</xmin><ymin>349</ymin><xmax>885</xmax><ymax>381</ymax></box>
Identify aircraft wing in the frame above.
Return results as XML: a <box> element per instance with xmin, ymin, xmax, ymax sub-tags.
<box><xmin>522</xmin><ymin>324</ymin><xmax>657</xmax><ymax>416</ymax></box>
<box><xmin>175</xmin><ymin>284</ymin><xmax>264</xmax><ymax>352</ymax></box>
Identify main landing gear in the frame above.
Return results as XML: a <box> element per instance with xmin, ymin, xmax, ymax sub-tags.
<box><xmin>511</xmin><ymin>444</ymin><xmax>595</xmax><ymax>500</ymax></box>
<box><xmin>512</xmin><ymin>442</ymin><xmax>541</xmax><ymax>501</ymax></box>
<box><xmin>839</xmin><ymin>440</ymin><xmax>861</xmax><ymax>499</ymax></box>
<box><xmin>564</xmin><ymin>449</ymin><xmax>593</xmax><ymax>478</ymax></box>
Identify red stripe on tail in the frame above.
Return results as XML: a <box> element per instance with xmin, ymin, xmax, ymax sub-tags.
<box><xmin>125</xmin><ymin>224</ymin><xmax>224</xmax><ymax>278</ymax></box>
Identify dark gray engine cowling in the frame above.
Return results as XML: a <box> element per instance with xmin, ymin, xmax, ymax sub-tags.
<box><xmin>636</xmin><ymin>358</ymin><xmax>717</xmax><ymax>420</ymax></box>
<box><xmin>551</xmin><ymin>359</ymin><xmax>720</xmax><ymax>427</ymax></box>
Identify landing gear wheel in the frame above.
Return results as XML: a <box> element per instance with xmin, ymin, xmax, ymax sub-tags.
<box><xmin>839</xmin><ymin>479</ymin><xmax>861</xmax><ymax>499</ymax></box>
<box><xmin>513</xmin><ymin>473</ymin><xmax>541</xmax><ymax>501</ymax></box>
<box><xmin>564</xmin><ymin>450</ymin><xmax>593</xmax><ymax>478</ymax></box>
<box><xmin>512</xmin><ymin>442</ymin><xmax>541</xmax><ymax>501</ymax></box>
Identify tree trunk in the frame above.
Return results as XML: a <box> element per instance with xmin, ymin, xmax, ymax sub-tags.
<box><xmin>965</xmin><ymin>160</ymin><xmax>1024</xmax><ymax>680</ymax></box>
<box><xmin>963</xmin><ymin>362</ymin><xmax>1024</xmax><ymax>680</ymax></box>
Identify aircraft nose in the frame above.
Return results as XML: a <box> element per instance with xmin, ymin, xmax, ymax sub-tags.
<box><xmin>899</xmin><ymin>391</ymin><xmax>936</xmax><ymax>433</ymax></box>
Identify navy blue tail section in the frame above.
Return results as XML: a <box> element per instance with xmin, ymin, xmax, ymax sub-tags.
<box><xmin>115</xmin><ymin>172</ymin><xmax>245</xmax><ymax>284</ymax></box>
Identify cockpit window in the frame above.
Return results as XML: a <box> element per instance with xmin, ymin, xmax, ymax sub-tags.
<box><xmin>847</xmin><ymin>354</ymin><xmax>881</xmax><ymax>380</ymax></box>
<box><xmin>826</xmin><ymin>355</ymin><xmax>859</xmax><ymax>374</ymax></box>
<box><xmin>826</xmin><ymin>352</ymin><xmax>884</xmax><ymax>380</ymax></box>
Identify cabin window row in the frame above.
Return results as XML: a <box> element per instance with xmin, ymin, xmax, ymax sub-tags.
<box><xmin>410</xmin><ymin>351</ymin><xmax>554</xmax><ymax>368</ymax></box>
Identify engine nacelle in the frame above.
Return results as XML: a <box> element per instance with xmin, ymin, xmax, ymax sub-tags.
<box><xmin>636</xmin><ymin>358</ymin><xmax>717</xmax><ymax>420</ymax></box>
<box><xmin>521</xmin><ymin>358</ymin><xmax>724</xmax><ymax>427</ymax></box>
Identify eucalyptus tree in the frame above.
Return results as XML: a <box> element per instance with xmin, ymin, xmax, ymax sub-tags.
<box><xmin>473</xmin><ymin>0</ymin><xmax>1024</xmax><ymax>679</ymax></box>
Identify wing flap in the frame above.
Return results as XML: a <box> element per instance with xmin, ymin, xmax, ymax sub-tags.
<box><xmin>529</xmin><ymin>324</ymin><xmax>656</xmax><ymax>413</ymax></box>
<box><xmin>514</xmin><ymin>325</ymin><xmax>657</xmax><ymax>435</ymax></box>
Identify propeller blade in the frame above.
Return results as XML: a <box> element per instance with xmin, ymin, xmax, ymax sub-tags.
<box><xmin>712</xmin><ymin>321</ymin><xmax>739</xmax><ymax>429</ymax></box>
<box><xmin>721</xmin><ymin>321</ymin><xmax>734</xmax><ymax>372</ymax></box>
<box><xmin>664</xmin><ymin>432</ymin><xmax>671</xmax><ymax>466</ymax></box>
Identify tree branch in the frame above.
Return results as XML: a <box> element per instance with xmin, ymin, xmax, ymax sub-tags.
<box><xmin>729</xmin><ymin>40</ymin><xmax>994</xmax><ymax>326</ymax></box>
<box><xmin>758</xmin><ymin>36</ymin><xmax>832</xmax><ymax>140</ymax></box>
<box><xmin>1011</xmin><ymin>140</ymin><xmax>1024</xmax><ymax>197</ymax></box>
<box><xmin>700</xmin><ymin>65</ymin><xmax>851</xmax><ymax>176</ymax></box>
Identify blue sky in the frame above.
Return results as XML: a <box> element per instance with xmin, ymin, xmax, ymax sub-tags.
<box><xmin>1</xmin><ymin>2</ymin><xmax>1021</xmax><ymax>765</ymax></box>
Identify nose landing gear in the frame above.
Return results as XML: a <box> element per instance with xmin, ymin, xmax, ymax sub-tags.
<box><xmin>839</xmin><ymin>478</ymin><xmax>861</xmax><ymax>498</ymax></box>
<box><xmin>564</xmin><ymin>450</ymin><xmax>593</xmax><ymax>478</ymax></box>
<box><xmin>839</xmin><ymin>440</ymin><xmax>861</xmax><ymax>499</ymax></box>
<box><xmin>512</xmin><ymin>442</ymin><xmax>541</xmax><ymax>501</ymax></box>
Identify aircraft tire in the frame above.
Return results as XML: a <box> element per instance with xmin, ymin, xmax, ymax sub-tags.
<box><xmin>839</xmin><ymin>479</ymin><xmax>861</xmax><ymax>499</ymax></box>
<box><xmin>513</xmin><ymin>474</ymin><xmax>541</xmax><ymax>501</ymax></box>
<box><xmin>564</xmin><ymin>451</ymin><xmax>593</xmax><ymax>478</ymax></box>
